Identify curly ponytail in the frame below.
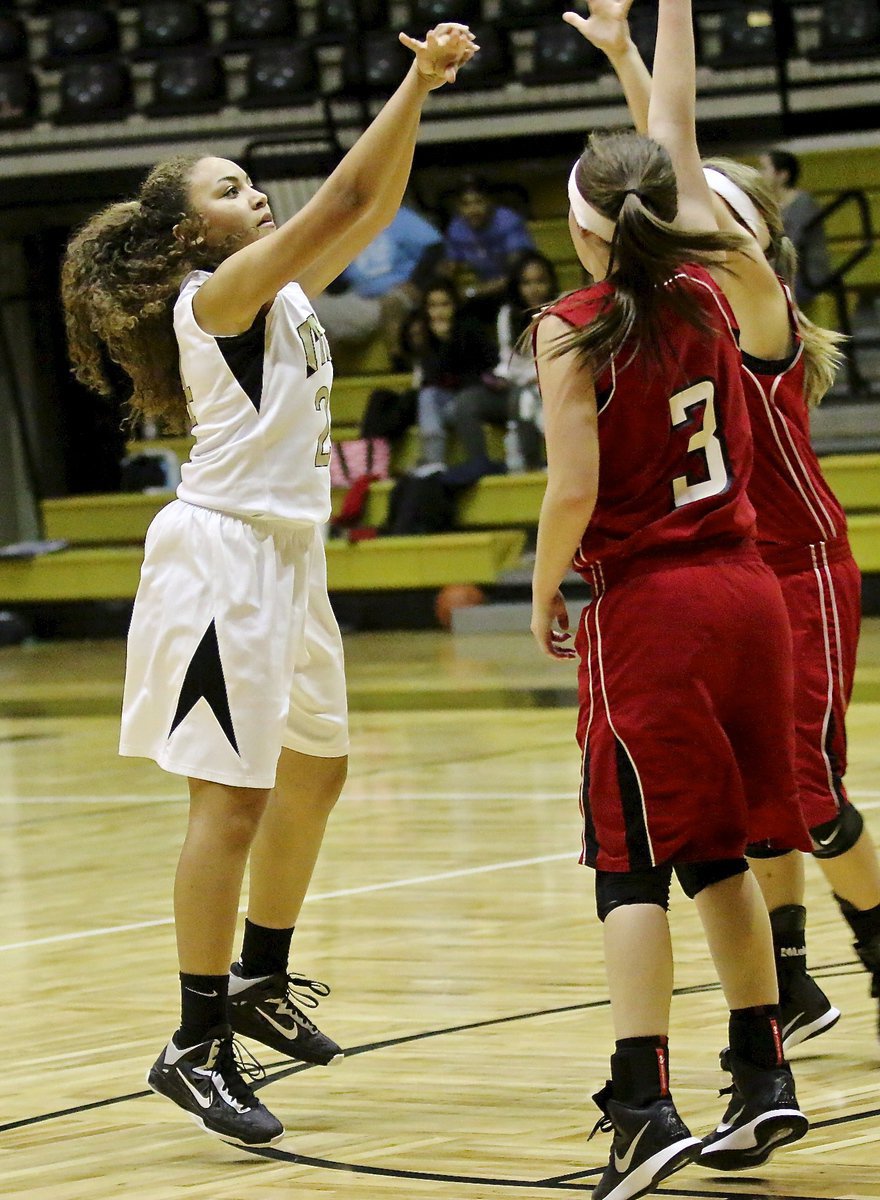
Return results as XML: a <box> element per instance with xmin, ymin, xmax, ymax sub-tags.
<box><xmin>61</xmin><ymin>153</ymin><xmax>232</xmax><ymax>432</ymax></box>
<box><xmin>547</xmin><ymin>131</ymin><xmax>746</xmax><ymax>374</ymax></box>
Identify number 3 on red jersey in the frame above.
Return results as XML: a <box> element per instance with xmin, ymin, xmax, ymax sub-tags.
<box><xmin>669</xmin><ymin>379</ymin><xmax>730</xmax><ymax>508</ymax></box>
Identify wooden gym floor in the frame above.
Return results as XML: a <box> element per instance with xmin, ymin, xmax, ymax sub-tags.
<box><xmin>1</xmin><ymin>623</ymin><xmax>880</xmax><ymax>1200</ymax></box>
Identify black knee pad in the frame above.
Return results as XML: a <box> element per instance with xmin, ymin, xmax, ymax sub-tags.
<box><xmin>675</xmin><ymin>857</ymin><xmax>748</xmax><ymax>899</ymax></box>
<box><xmin>745</xmin><ymin>841</ymin><xmax>795</xmax><ymax>860</ymax></box>
<box><xmin>595</xmin><ymin>865</ymin><xmax>672</xmax><ymax>921</ymax></box>
<box><xmin>810</xmin><ymin>804</ymin><xmax>864</xmax><ymax>859</ymax></box>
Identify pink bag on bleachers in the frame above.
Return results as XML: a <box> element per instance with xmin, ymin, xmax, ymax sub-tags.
<box><xmin>329</xmin><ymin>437</ymin><xmax>391</xmax><ymax>488</ymax></box>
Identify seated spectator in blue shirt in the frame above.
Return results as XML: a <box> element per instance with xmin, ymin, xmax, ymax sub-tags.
<box><xmin>440</xmin><ymin>175</ymin><xmax>535</xmax><ymax>308</ymax></box>
<box><xmin>312</xmin><ymin>203</ymin><xmax>443</xmax><ymax>362</ymax></box>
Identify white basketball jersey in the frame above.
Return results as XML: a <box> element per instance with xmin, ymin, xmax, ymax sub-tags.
<box><xmin>175</xmin><ymin>270</ymin><xmax>333</xmax><ymax>526</ymax></box>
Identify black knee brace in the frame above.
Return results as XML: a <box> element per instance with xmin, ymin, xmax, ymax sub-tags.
<box><xmin>810</xmin><ymin>804</ymin><xmax>864</xmax><ymax>859</ymax></box>
<box><xmin>674</xmin><ymin>857</ymin><xmax>748</xmax><ymax>899</ymax></box>
<box><xmin>595</xmin><ymin>865</ymin><xmax>672</xmax><ymax>921</ymax></box>
<box><xmin>746</xmin><ymin>841</ymin><xmax>795</xmax><ymax>859</ymax></box>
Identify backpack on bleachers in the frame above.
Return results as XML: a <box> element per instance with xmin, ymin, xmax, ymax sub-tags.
<box><xmin>360</xmin><ymin>387</ymin><xmax>417</xmax><ymax>441</ymax></box>
<box><xmin>384</xmin><ymin>471</ymin><xmax>455</xmax><ymax>536</ymax></box>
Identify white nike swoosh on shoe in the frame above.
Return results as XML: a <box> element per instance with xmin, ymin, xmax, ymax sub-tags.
<box><xmin>782</xmin><ymin>1013</ymin><xmax>805</xmax><ymax>1037</ymax></box>
<box><xmin>613</xmin><ymin>1121</ymin><xmax>650</xmax><ymax>1173</ymax></box>
<box><xmin>176</xmin><ymin>1069</ymin><xmax>213</xmax><ymax>1110</ymax></box>
<box><xmin>257</xmin><ymin>1007</ymin><xmax>300</xmax><ymax>1040</ymax></box>
<box><xmin>185</xmin><ymin>987</ymin><xmax>219</xmax><ymax>998</ymax></box>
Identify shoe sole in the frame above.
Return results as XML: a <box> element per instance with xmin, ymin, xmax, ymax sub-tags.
<box><xmin>782</xmin><ymin>1004</ymin><xmax>841</xmax><ymax>1054</ymax></box>
<box><xmin>597</xmin><ymin>1137</ymin><xmax>702</xmax><ymax>1200</ymax></box>
<box><xmin>146</xmin><ymin>1072</ymin><xmax>285</xmax><ymax>1148</ymax></box>
<box><xmin>698</xmin><ymin>1110</ymin><xmax>809</xmax><ymax>1172</ymax></box>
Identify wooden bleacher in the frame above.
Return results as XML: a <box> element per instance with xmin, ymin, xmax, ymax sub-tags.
<box><xmin>1</xmin><ymin>146</ymin><xmax>878</xmax><ymax>609</ymax></box>
<box><xmin>6</xmin><ymin>450</ymin><xmax>875</xmax><ymax>609</ymax></box>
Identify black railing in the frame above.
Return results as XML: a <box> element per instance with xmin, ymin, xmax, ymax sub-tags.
<box><xmin>801</xmin><ymin>189</ymin><xmax>875</xmax><ymax>397</ymax></box>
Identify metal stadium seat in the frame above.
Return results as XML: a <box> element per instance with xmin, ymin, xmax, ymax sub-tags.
<box><xmin>313</xmin><ymin>0</ymin><xmax>390</xmax><ymax>41</ymax></box>
<box><xmin>492</xmin><ymin>0</ymin><xmax>559</xmax><ymax>31</ymax></box>
<box><xmin>136</xmin><ymin>2</ymin><xmax>211</xmax><ymax>56</ymax></box>
<box><xmin>225</xmin><ymin>0</ymin><xmax>299</xmax><ymax>50</ymax></box>
<box><xmin>452</xmin><ymin>25</ymin><xmax>512</xmax><ymax>90</ymax></box>
<box><xmin>711</xmin><ymin>3</ymin><xmax>791</xmax><ymax>67</ymax></box>
<box><xmin>406</xmin><ymin>1</ymin><xmax>481</xmax><ymax>30</ymax></box>
<box><xmin>811</xmin><ymin>0</ymin><xmax>880</xmax><ymax>60</ymax></box>
<box><xmin>47</xmin><ymin>7</ymin><xmax>119</xmax><ymax>62</ymax></box>
<box><xmin>0</xmin><ymin>65</ymin><xmax>37</xmax><ymax>128</ymax></box>
<box><xmin>55</xmin><ymin>60</ymin><xmax>131</xmax><ymax>123</ymax></box>
<box><xmin>522</xmin><ymin>20</ymin><xmax>606</xmax><ymax>85</ymax></box>
<box><xmin>148</xmin><ymin>52</ymin><xmax>225</xmax><ymax>115</ymax></box>
<box><xmin>340</xmin><ymin>29</ymin><xmax>412</xmax><ymax>97</ymax></box>
<box><xmin>242</xmin><ymin>43</ymin><xmax>320</xmax><ymax>108</ymax></box>
<box><xmin>0</xmin><ymin>14</ymin><xmax>27</xmax><ymax>64</ymax></box>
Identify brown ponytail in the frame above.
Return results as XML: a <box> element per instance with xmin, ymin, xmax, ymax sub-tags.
<box><xmin>61</xmin><ymin>153</ymin><xmax>234</xmax><ymax>432</ymax></box>
<box><xmin>545</xmin><ymin>131</ymin><xmax>745</xmax><ymax>375</ymax></box>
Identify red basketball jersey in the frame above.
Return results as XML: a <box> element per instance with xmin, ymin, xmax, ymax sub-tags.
<box><xmin>547</xmin><ymin>265</ymin><xmax>756</xmax><ymax>579</ymax></box>
<box><xmin>741</xmin><ymin>281</ymin><xmax>847</xmax><ymax>556</ymax></box>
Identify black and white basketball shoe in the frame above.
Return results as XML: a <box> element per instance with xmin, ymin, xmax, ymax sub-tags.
<box><xmin>228</xmin><ymin>963</ymin><xmax>343</xmax><ymax>1065</ymax></box>
<box><xmin>147</xmin><ymin>1023</ymin><xmax>283</xmax><ymax>1146</ymax></box>
<box><xmin>698</xmin><ymin>1053</ymin><xmax>808</xmax><ymax>1171</ymax></box>
<box><xmin>779</xmin><ymin>970</ymin><xmax>841</xmax><ymax>1052</ymax></box>
<box><xmin>589</xmin><ymin>1082</ymin><xmax>701</xmax><ymax>1200</ymax></box>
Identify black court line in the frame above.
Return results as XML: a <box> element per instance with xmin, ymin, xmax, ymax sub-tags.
<box><xmin>245</xmin><ymin>1143</ymin><xmax>871</xmax><ymax>1200</ymax></box>
<box><xmin>3</xmin><ymin>965</ymin><xmax>878</xmax><ymax>1200</ymax></box>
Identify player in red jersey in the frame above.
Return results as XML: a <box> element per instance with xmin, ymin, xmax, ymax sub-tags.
<box><xmin>579</xmin><ymin>0</ymin><xmax>880</xmax><ymax>1058</ymax></box>
<box><xmin>702</xmin><ymin>160</ymin><xmax>880</xmax><ymax>1046</ymax></box>
<box><xmin>530</xmin><ymin>3</ymin><xmax>810</xmax><ymax>1195</ymax></box>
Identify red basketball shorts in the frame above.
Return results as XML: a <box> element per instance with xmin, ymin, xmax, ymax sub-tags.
<box><xmin>575</xmin><ymin>549</ymin><xmax>810</xmax><ymax>872</ymax></box>
<box><xmin>771</xmin><ymin>540</ymin><xmax>862</xmax><ymax>831</ymax></box>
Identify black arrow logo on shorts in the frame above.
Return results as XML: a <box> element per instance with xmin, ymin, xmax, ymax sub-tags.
<box><xmin>169</xmin><ymin>619</ymin><xmax>240</xmax><ymax>754</ymax></box>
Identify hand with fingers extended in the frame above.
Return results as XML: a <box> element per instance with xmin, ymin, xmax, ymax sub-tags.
<box><xmin>531</xmin><ymin>591</ymin><xmax>576</xmax><ymax>660</ymax></box>
<box><xmin>563</xmin><ymin>0</ymin><xmax>635</xmax><ymax>61</ymax></box>
<box><xmin>400</xmin><ymin>22</ymin><xmax>479</xmax><ymax>89</ymax></box>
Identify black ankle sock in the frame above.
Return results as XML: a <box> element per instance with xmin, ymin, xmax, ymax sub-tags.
<box><xmin>176</xmin><ymin>972</ymin><xmax>229</xmax><ymax>1047</ymax></box>
<box><xmin>729</xmin><ymin>1005</ymin><xmax>784</xmax><ymax>1069</ymax></box>
<box><xmin>835</xmin><ymin>895</ymin><xmax>880</xmax><ymax>949</ymax></box>
<box><xmin>770</xmin><ymin>904</ymin><xmax>808</xmax><ymax>990</ymax></box>
<box><xmin>238</xmin><ymin>918</ymin><xmax>295</xmax><ymax>978</ymax></box>
<box><xmin>610</xmin><ymin>1036</ymin><xmax>669</xmax><ymax>1107</ymax></box>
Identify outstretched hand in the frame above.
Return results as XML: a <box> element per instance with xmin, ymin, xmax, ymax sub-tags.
<box><xmin>400</xmin><ymin>23</ymin><xmax>479</xmax><ymax>88</ymax></box>
<box><xmin>563</xmin><ymin>0</ymin><xmax>635</xmax><ymax>59</ymax></box>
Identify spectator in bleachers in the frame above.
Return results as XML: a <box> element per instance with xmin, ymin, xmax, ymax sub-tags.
<box><xmin>493</xmin><ymin>250</ymin><xmax>559</xmax><ymax>470</ymax></box>
<box><xmin>311</xmin><ymin>202</ymin><xmax>443</xmax><ymax>364</ymax></box>
<box><xmin>438</xmin><ymin>174</ymin><xmax>535</xmax><ymax>310</ymax></box>
<box><xmin>760</xmin><ymin>149</ymin><xmax>832</xmax><ymax>308</ymax></box>
<box><xmin>413</xmin><ymin>279</ymin><xmax>502</xmax><ymax>478</ymax></box>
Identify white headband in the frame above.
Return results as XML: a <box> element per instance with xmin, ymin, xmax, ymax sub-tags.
<box><xmin>703</xmin><ymin>167</ymin><xmax>770</xmax><ymax>250</ymax></box>
<box><xmin>568</xmin><ymin>163</ymin><xmax>617</xmax><ymax>242</ymax></box>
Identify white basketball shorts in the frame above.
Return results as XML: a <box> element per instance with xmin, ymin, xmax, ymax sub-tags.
<box><xmin>119</xmin><ymin>500</ymin><xmax>349</xmax><ymax>788</ymax></box>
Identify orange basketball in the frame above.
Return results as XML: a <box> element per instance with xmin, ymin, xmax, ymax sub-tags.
<box><xmin>434</xmin><ymin>583</ymin><xmax>486</xmax><ymax>629</ymax></box>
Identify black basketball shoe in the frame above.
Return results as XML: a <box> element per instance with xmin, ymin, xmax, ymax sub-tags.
<box><xmin>589</xmin><ymin>1082</ymin><xmax>701</xmax><ymax>1200</ymax></box>
<box><xmin>147</xmin><ymin>1024</ymin><xmax>284</xmax><ymax>1146</ymax></box>
<box><xmin>228</xmin><ymin>963</ymin><xmax>343</xmax><ymax>1065</ymax></box>
<box><xmin>698</xmin><ymin>1053</ymin><xmax>808</xmax><ymax>1172</ymax></box>
<box><xmin>779</xmin><ymin>970</ymin><xmax>841</xmax><ymax>1052</ymax></box>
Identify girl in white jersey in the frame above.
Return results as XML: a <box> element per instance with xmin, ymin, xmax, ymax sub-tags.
<box><xmin>61</xmin><ymin>23</ymin><xmax>477</xmax><ymax>1149</ymax></box>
